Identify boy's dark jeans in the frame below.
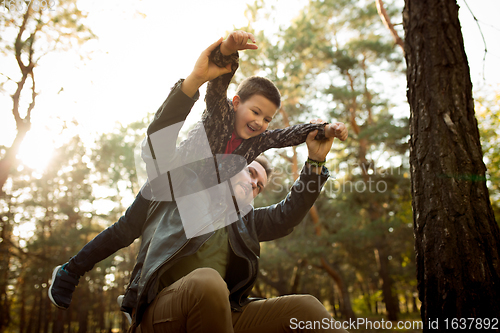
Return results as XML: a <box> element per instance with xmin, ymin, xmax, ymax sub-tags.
<box><xmin>67</xmin><ymin>189</ymin><xmax>150</xmax><ymax>276</ymax></box>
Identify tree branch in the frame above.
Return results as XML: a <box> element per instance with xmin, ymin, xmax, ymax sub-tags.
<box><xmin>26</xmin><ymin>71</ymin><xmax>36</xmax><ymax>124</ymax></box>
<box><xmin>375</xmin><ymin>0</ymin><xmax>405</xmax><ymax>52</ymax></box>
<box><xmin>2</xmin><ymin>237</ymin><xmax>50</xmax><ymax>262</ymax></box>
<box><xmin>277</xmin><ymin>151</ymin><xmax>293</xmax><ymax>164</ymax></box>
<box><xmin>14</xmin><ymin>1</ymin><xmax>32</xmax><ymax>72</ymax></box>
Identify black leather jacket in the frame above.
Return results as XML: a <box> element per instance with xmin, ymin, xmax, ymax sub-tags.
<box><xmin>121</xmin><ymin>163</ymin><xmax>329</xmax><ymax>325</ymax></box>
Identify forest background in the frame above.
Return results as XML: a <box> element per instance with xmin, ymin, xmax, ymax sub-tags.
<box><xmin>1</xmin><ymin>0</ymin><xmax>499</xmax><ymax>332</ymax></box>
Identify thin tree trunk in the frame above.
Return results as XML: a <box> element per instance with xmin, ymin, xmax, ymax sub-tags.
<box><xmin>404</xmin><ymin>292</ymin><xmax>410</xmax><ymax>313</ymax></box>
<box><xmin>35</xmin><ymin>288</ymin><xmax>43</xmax><ymax>333</ymax></box>
<box><xmin>98</xmin><ymin>287</ymin><xmax>105</xmax><ymax>332</ymax></box>
<box><xmin>66</xmin><ymin>306</ymin><xmax>72</xmax><ymax>333</ymax></box>
<box><xmin>320</xmin><ymin>257</ymin><xmax>356</xmax><ymax>320</ymax></box>
<box><xmin>26</xmin><ymin>292</ymin><xmax>38</xmax><ymax>333</ymax></box>
<box><xmin>0</xmin><ymin>220</ymin><xmax>12</xmax><ymax>332</ymax></box>
<box><xmin>77</xmin><ymin>286</ymin><xmax>89</xmax><ymax>333</ymax></box>
<box><xmin>412</xmin><ymin>294</ymin><xmax>418</xmax><ymax>313</ymax></box>
<box><xmin>374</xmin><ymin>247</ymin><xmax>399</xmax><ymax>320</ymax></box>
<box><xmin>329</xmin><ymin>286</ymin><xmax>338</xmax><ymax>318</ymax></box>
<box><xmin>19</xmin><ymin>274</ymin><xmax>26</xmax><ymax>333</ymax></box>
<box><xmin>356</xmin><ymin>273</ymin><xmax>373</xmax><ymax>314</ymax></box>
<box><xmin>404</xmin><ymin>0</ymin><xmax>500</xmax><ymax>328</ymax></box>
<box><xmin>53</xmin><ymin>310</ymin><xmax>65</xmax><ymax>333</ymax></box>
<box><xmin>43</xmin><ymin>292</ymin><xmax>51</xmax><ymax>333</ymax></box>
<box><xmin>290</xmin><ymin>259</ymin><xmax>306</xmax><ymax>294</ymax></box>
<box><xmin>0</xmin><ymin>4</ymin><xmax>36</xmax><ymax>194</ymax></box>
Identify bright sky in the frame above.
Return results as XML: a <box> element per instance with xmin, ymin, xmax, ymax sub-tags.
<box><xmin>1</xmin><ymin>0</ymin><xmax>499</xmax><ymax>172</ymax></box>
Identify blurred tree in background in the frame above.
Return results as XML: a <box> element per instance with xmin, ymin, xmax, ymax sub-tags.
<box><xmin>1</xmin><ymin>118</ymin><xmax>148</xmax><ymax>332</ymax></box>
<box><xmin>0</xmin><ymin>0</ymin><xmax>94</xmax><ymax>192</ymax></box>
<box><xmin>0</xmin><ymin>1</ymin><xmax>94</xmax><ymax>330</ymax></box>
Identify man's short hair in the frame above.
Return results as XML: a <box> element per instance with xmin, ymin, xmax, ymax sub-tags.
<box><xmin>254</xmin><ymin>155</ymin><xmax>273</xmax><ymax>180</ymax></box>
<box><xmin>236</xmin><ymin>76</ymin><xmax>281</xmax><ymax>109</ymax></box>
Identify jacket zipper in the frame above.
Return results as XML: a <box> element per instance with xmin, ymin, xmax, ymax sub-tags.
<box><xmin>228</xmin><ymin>225</ymin><xmax>254</xmax><ymax>307</ymax></box>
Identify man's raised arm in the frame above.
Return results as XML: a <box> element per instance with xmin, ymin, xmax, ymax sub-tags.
<box><xmin>253</xmin><ymin>123</ymin><xmax>340</xmax><ymax>241</ymax></box>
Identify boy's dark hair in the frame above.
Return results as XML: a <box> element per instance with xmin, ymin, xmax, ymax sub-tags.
<box><xmin>236</xmin><ymin>76</ymin><xmax>281</xmax><ymax>109</ymax></box>
<box><xmin>254</xmin><ymin>155</ymin><xmax>273</xmax><ymax>180</ymax></box>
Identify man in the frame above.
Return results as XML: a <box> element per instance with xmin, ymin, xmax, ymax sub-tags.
<box><xmin>49</xmin><ymin>124</ymin><xmax>348</xmax><ymax>332</ymax></box>
<box><xmin>134</xmin><ymin>125</ymin><xmax>349</xmax><ymax>333</ymax></box>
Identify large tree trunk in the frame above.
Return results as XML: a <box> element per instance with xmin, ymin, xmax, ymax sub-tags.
<box><xmin>404</xmin><ymin>0</ymin><xmax>500</xmax><ymax>328</ymax></box>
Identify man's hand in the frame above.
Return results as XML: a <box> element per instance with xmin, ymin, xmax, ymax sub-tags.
<box><xmin>182</xmin><ymin>38</ymin><xmax>233</xmax><ymax>98</ymax></box>
<box><xmin>306</xmin><ymin>119</ymin><xmax>335</xmax><ymax>163</ymax></box>
<box><xmin>325</xmin><ymin>122</ymin><xmax>348</xmax><ymax>141</ymax></box>
<box><xmin>220</xmin><ymin>31</ymin><xmax>258</xmax><ymax>56</ymax></box>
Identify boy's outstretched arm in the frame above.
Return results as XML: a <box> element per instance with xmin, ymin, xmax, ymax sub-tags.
<box><xmin>235</xmin><ymin>119</ymin><xmax>347</xmax><ymax>165</ymax></box>
<box><xmin>324</xmin><ymin>122</ymin><xmax>348</xmax><ymax>141</ymax></box>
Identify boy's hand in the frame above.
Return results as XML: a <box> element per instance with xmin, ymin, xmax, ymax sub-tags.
<box><xmin>306</xmin><ymin>126</ymin><xmax>334</xmax><ymax>165</ymax></box>
<box><xmin>325</xmin><ymin>122</ymin><xmax>348</xmax><ymax>141</ymax></box>
<box><xmin>182</xmin><ymin>37</ymin><xmax>233</xmax><ymax>98</ymax></box>
<box><xmin>220</xmin><ymin>31</ymin><xmax>258</xmax><ymax>56</ymax></box>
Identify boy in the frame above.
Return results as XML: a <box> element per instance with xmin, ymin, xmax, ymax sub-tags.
<box><xmin>144</xmin><ymin>31</ymin><xmax>347</xmax><ymax>190</ymax></box>
<box><xmin>49</xmin><ymin>31</ymin><xmax>347</xmax><ymax>311</ymax></box>
<box><xmin>142</xmin><ymin>31</ymin><xmax>346</xmax><ymax>205</ymax></box>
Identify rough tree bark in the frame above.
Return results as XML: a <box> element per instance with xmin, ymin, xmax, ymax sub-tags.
<box><xmin>404</xmin><ymin>0</ymin><xmax>500</xmax><ymax>329</ymax></box>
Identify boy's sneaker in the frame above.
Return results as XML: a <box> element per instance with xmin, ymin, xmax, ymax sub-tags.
<box><xmin>48</xmin><ymin>263</ymin><xmax>80</xmax><ymax>309</ymax></box>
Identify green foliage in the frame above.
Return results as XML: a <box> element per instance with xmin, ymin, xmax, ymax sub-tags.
<box><xmin>0</xmin><ymin>0</ymin><xmax>95</xmax><ymax>57</ymax></box>
<box><xmin>92</xmin><ymin>116</ymin><xmax>150</xmax><ymax>194</ymax></box>
<box><xmin>476</xmin><ymin>89</ymin><xmax>500</xmax><ymax>222</ymax></box>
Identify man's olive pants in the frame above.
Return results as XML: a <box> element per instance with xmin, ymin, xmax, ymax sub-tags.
<box><xmin>137</xmin><ymin>268</ymin><xmax>348</xmax><ymax>333</ymax></box>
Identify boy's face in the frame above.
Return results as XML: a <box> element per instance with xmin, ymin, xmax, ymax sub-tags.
<box><xmin>232</xmin><ymin>94</ymin><xmax>278</xmax><ymax>140</ymax></box>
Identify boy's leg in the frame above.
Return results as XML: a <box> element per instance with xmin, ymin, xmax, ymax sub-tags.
<box><xmin>232</xmin><ymin>295</ymin><xmax>349</xmax><ymax>333</ymax></box>
<box><xmin>49</xmin><ymin>188</ymin><xmax>151</xmax><ymax>309</ymax></box>
<box><xmin>138</xmin><ymin>268</ymin><xmax>233</xmax><ymax>333</ymax></box>
<box><xmin>67</xmin><ymin>189</ymin><xmax>151</xmax><ymax>276</ymax></box>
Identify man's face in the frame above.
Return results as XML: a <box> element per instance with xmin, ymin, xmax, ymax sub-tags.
<box><xmin>230</xmin><ymin>161</ymin><xmax>268</xmax><ymax>204</ymax></box>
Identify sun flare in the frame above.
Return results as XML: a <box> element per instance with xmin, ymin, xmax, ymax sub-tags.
<box><xmin>17</xmin><ymin>129</ymin><xmax>55</xmax><ymax>172</ymax></box>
